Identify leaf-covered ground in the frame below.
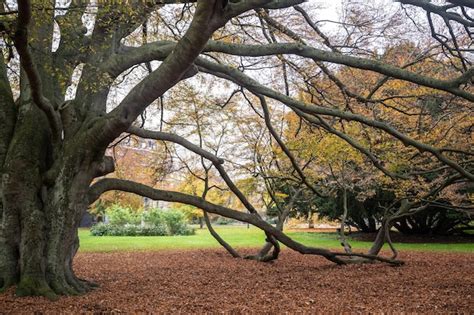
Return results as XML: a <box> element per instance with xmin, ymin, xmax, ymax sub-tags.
<box><xmin>0</xmin><ymin>250</ymin><xmax>472</xmax><ymax>313</ymax></box>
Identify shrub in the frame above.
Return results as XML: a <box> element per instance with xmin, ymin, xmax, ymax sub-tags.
<box><xmin>90</xmin><ymin>223</ymin><xmax>170</xmax><ymax>236</ymax></box>
<box><xmin>90</xmin><ymin>222</ymin><xmax>109</xmax><ymax>236</ymax></box>
<box><xmin>91</xmin><ymin>207</ymin><xmax>194</xmax><ymax>236</ymax></box>
<box><xmin>106</xmin><ymin>204</ymin><xmax>141</xmax><ymax>226</ymax></box>
<box><xmin>142</xmin><ymin>208</ymin><xmax>165</xmax><ymax>226</ymax></box>
<box><xmin>139</xmin><ymin>224</ymin><xmax>169</xmax><ymax>236</ymax></box>
<box><xmin>144</xmin><ymin>208</ymin><xmax>194</xmax><ymax>235</ymax></box>
<box><xmin>162</xmin><ymin>210</ymin><xmax>192</xmax><ymax>235</ymax></box>
<box><xmin>214</xmin><ymin>217</ymin><xmax>236</xmax><ymax>225</ymax></box>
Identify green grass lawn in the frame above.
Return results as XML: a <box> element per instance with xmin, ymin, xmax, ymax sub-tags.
<box><xmin>78</xmin><ymin>225</ymin><xmax>474</xmax><ymax>253</ymax></box>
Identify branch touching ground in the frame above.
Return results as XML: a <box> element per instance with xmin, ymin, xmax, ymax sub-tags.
<box><xmin>203</xmin><ymin>211</ymin><xmax>241</xmax><ymax>258</ymax></box>
<box><xmin>88</xmin><ymin>178</ymin><xmax>404</xmax><ymax>266</ymax></box>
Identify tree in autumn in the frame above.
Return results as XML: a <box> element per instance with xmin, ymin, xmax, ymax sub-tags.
<box><xmin>0</xmin><ymin>0</ymin><xmax>472</xmax><ymax>299</ymax></box>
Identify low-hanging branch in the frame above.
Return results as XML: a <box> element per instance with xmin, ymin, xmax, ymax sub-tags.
<box><xmin>87</xmin><ymin>178</ymin><xmax>404</xmax><ymax>266</ymax></box>
<box><xmin>127</xmin><ymin>126</ymin><xmax>259</xmax><ymax>215</ymax></box>
<box><xmin>128</xmin><ymin>125</ymin><xmax>280</xmax><ymax>253</ymax></box>
<box><xmin>128</xmin><ymin>126</ymin><xmax>224</xmax><ymax>165</ymax></box>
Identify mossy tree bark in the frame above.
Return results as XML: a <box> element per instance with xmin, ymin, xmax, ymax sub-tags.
<box><xmin>0</xmin><ymin>97</ymin><xmax>105</xmax><ymax>298</ymax></box>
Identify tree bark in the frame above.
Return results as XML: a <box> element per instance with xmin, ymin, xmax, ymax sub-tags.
<box><xmin>203</xmin><ymin>211</ymin><xmax>240</xmax><ymax>258</ymax></box>
<box><xmin>339</xmin><ymin>188</ymin><xmax>353</xmax><ymax>254</ymax></box>
<box><xmin>0</xmin><ymin>100</ymin><xmax>101</xmax><ymax>298</ymax></box>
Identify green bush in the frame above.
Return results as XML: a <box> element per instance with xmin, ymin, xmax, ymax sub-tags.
<box><xmin>91</xmin><ymin>206</ymin><xmax>194</xmax><ymax>236</ymax></box>
<box><xmin>140</xmin><ymin>224</ymin><xmax>169</xmax><ymax>236</ymax></box>
<box><xmin>106</xmin><ymin>204</ymin><xmax>141</xmax><ymax>226</ymax></box>
<box><xmin>214</xmin><ymin>216</ymin><xmax>236</xmax><ymax>225</ymax></box>
<box><xmin>142</xmin><ymin>208</ymin><xmax>165</xmax><ymax>226</ymax></box>
<box><xmin>162</xmin><ymin>210</ymin><xmax>194</xmax><ymax>235</ymax></box>
<box><xmin>90</xmin><ymin>222</ymin><xmax>109</xmax><ymax>236</ymax></box>
<box><xmin>90</xmin><ymin>223</ymin><xmax>170</xmax><ymax>236</ymax></box>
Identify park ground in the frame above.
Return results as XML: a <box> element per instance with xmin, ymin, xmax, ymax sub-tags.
<box><xmin>0</xmin><ymin>226</ymin><xmax>473</xmax><ymax>313</ymax></box>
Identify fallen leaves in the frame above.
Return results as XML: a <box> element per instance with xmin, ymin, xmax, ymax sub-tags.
<box><xmin>0</xmin><ymin>250</ymin><xmax>472</xmax><ymax>313</ymax></box>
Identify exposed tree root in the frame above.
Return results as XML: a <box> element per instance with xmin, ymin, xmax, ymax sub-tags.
<box><xmin>15</xmin><ymin>276</ymin><xmax>58</xmax><ymax>301</ymax></box>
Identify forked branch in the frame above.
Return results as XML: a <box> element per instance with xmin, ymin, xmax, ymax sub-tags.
<box><xmin>14</xmin><ymin>0</ymin><xmax>62</xmax><ymax>141</ymax></box>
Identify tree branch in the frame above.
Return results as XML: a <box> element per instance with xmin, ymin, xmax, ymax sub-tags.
<box><xmin>88</xmin><ymin>178</ymin><xmax>403</xmax><ymax>265</ymax></box>
<box><xmin>195</xmin><ymin>57</ymin><xmax>474</xmax><ymax>181</ymax></box>
<box><xmin>258</xmin><ymin>95</ymin><xmax>323</xmax><ymax>196</ymax></box>
<box><xmin>14</xmin><ymin>0</ymin><xmax>62</xmax><ymax>141</ymax></box>
<box><xmin>128</xmin><ymin>126</ymin><xmax>224</xmax><ymax>165</ymax></box>
<box><xmin>109</xmin><ymin>40</ymin><xmax>474</xmax><ymax>102</ymax></box>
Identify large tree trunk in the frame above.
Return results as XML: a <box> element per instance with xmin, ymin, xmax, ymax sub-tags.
<box><xmin>0</xmin><ymin>101</ymin><xmax>100</xmax><ymax>299</ymax></box>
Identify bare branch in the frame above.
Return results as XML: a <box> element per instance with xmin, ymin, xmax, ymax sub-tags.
<box><xmin>196</xmin><ymin>57</ymin><xmax>474</xmax><ymax>181</ymax></box>
<box><xmin>258</xmin><ymin>95</ymin><xmax>323</xmax><ymax>196</ymax></box>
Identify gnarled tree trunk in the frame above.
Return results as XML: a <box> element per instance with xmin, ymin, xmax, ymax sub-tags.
<box><xmin>0</xmin><ymin>0</ymin><xmax>235</xmax><ymax>299</ymax></box>
<box><xmin>0</xmin><ymin>95</ymin><xmax>104</xmax><ymax>298</ymax></box>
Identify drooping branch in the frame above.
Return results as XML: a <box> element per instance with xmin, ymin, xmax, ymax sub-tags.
<box><xmin>128</xmin><ymin>126</ymin><xmax>281</xmax><ymax>251</ymax></box>
<box><xmin>88</xmin><ymin>178</ymin><xmax>404</xmax><ymax>265</ymax></box>
<box><xmin>201</xmin><ymin>164</ymin><xmax>241</xmax><ymax>258</ymax></box>
<box><xmin>257</xmin><ymin>95</ymin><xmax>323</xmax><ymax>196</ymax></box>
<box><xmin>249</xmin><ymin>187</ymin><xmax>303</xmax><ymax>261</ymax></box>
<box><xmin>128</xmin><ymin>126</ymin><xmax>224</xmax><ymax>165</ymax></box>
<box><xmin>203</xmin><ymin>211</ymin><xmax>241</xmax><ymax>258</ymax></box>
<box><xmin>128</xmin><ymin>126</ymin><xmax>261</xmax><ymax>215</ymax></box>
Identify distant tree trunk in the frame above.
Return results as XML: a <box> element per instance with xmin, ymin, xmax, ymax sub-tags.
<box><xmin>308</xmin><ymin>208</ymin><xmax>314</xmax><ymax>229</ymax></box>
<box><xmin>339</xmin><ymin>188</ymin><xmax>352</xmax><ymax>254</ymax></box>
<box><xmin>199</xmin><ymin>217</ymin><xmax>204</xmax><ymax>229</ymax></box>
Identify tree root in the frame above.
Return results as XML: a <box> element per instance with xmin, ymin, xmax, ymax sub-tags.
<box><xmin>0</xmin><ymin>274</ymin><xmax>17</xmax><ymax>293</ymax></box>
<box><xmin>66</xmin><ymin>269</ymin><xmax>98</xmax><ymax>293</ymax></box>
<box><xmin>50</xmin><ymin>278</ymin><xmax>79</xmax><ymax>296</ymax></box>
<box><xmin>16</xmin><ymin>276</ymin><xmax>58</xmax><ymax>301</ymax></box>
